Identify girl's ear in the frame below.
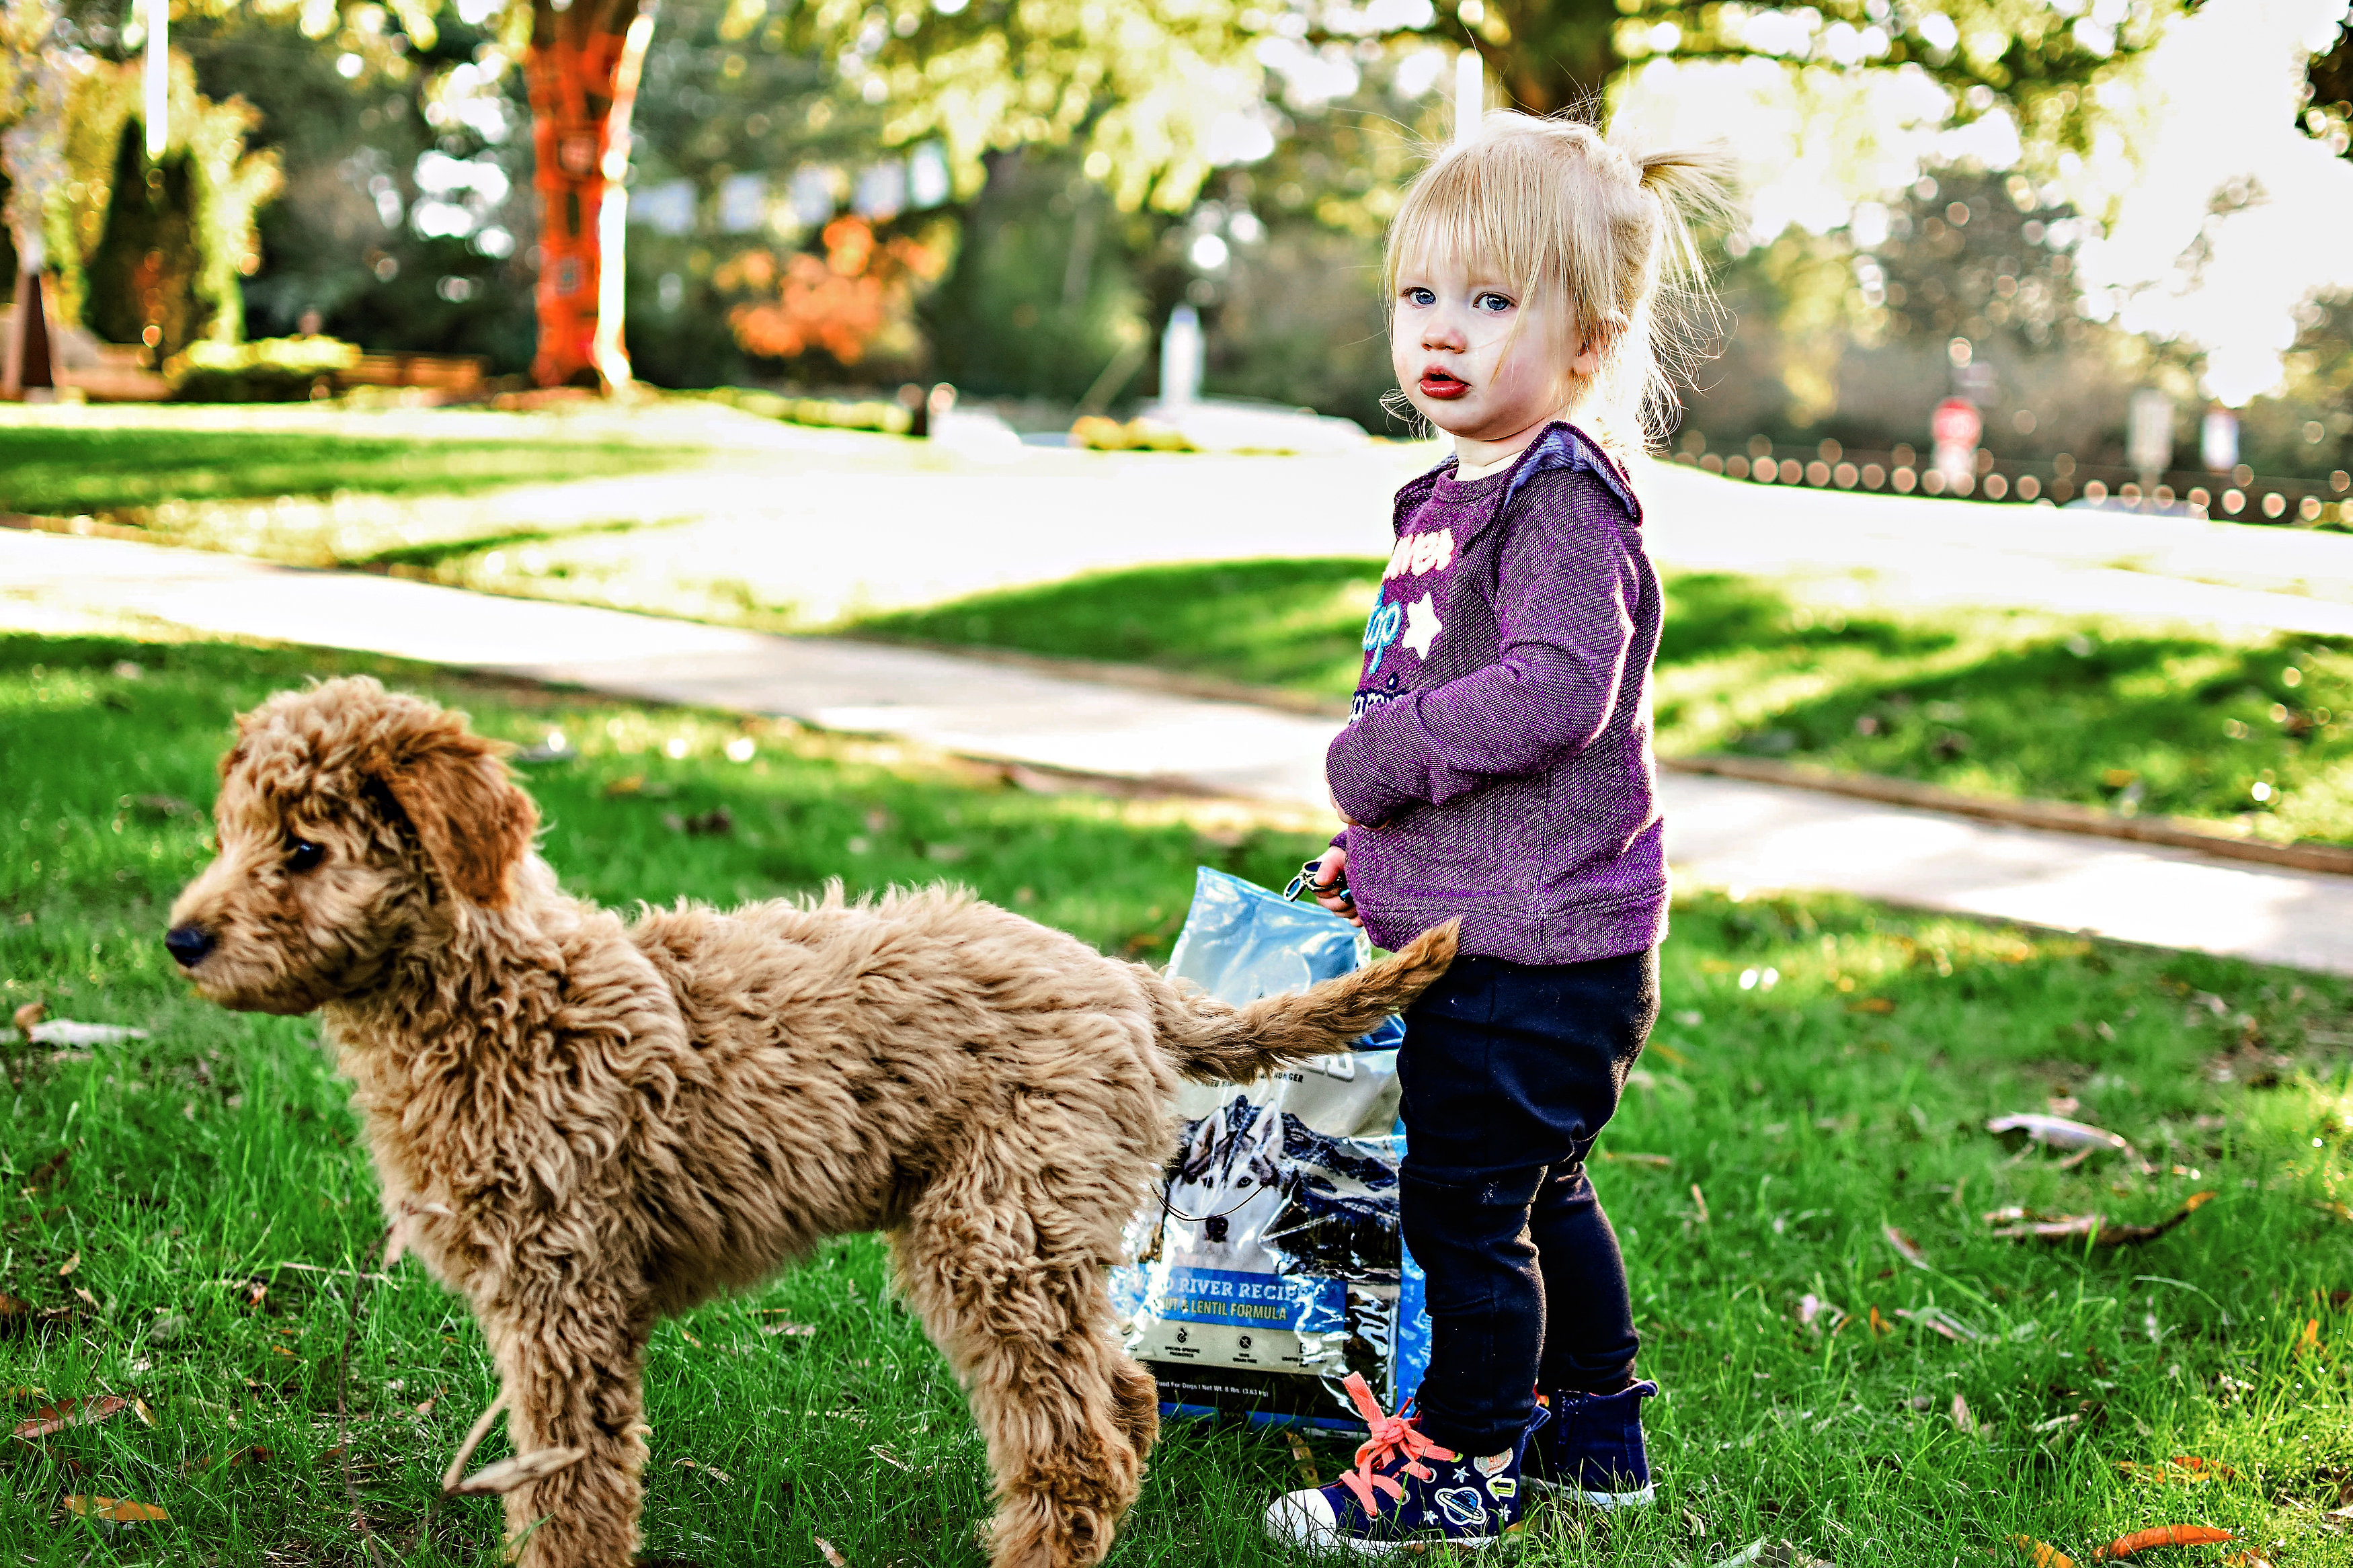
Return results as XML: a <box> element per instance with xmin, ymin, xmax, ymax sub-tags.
<box><xmin>1567</xmin><ymin>311</ymin><xmax>1627</xmax><ymax>380</ymax></box>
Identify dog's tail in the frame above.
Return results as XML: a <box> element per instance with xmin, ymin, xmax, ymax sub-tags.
<box><xmin>1144</xmin><ymin>919</ymin><xmax>1460</xmax><ymax>1084</ymax></box>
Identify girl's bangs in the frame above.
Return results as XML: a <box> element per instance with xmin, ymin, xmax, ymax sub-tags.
<box><xmin>1386</xmin><ymin>153</ymin><xmax>1550</xmax><ymax>298</ymax></box>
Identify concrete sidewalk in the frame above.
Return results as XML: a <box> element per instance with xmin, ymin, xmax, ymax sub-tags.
<box><xmin>11</xmin><ymin>526</ymin><xmax>2353</xmax><ymax>977</ymax></box>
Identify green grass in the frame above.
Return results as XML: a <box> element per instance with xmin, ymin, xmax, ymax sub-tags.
<box><xmin>0</xmin><ymin>427</ymin><xmax>692</xmax><ymax>517</ymax></box>
<box><xmin>850</xmin><ymin>560</ymin><xmax>2353</xmax><ymax>846</ymax></box>
<box><xmin>7</xmin><ymin>633</ymin><xmax>2353</xmax><ymax>1565</ymax></box>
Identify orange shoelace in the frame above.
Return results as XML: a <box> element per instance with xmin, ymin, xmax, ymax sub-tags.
<box><xmin>1333</xmin><ymin>1371</ymin><xmax>1458</xmax><ymax>1517</ymax></box>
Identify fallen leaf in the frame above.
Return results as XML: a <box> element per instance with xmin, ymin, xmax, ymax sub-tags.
<box><xmin>1985</xmin><ymin>1192</ymin><xmax>2217</xmax><ymax>1247</ymax></box>
<box><xmin>1691</xmin><ymin>1184</ymin><xmax>1711</xmax><ymax>1225</ymax></box>
<box><xmin>1897</xmin><ymin>1306</ymin><xmax>1980</xmax><ymax>1342</ymax></box>
<box><xmin>677</xmin><ymin>1328</ymin><xmax>704</xmax><ymax>1348</ymax></box>
<box><xmin>13</xmin><ymin>1394</ymin><xmax>128</xmax><ymax>1441</ymax></box>
<box><xmin>414</xmin><ymin>1397</ymin><xmax>436</xmax><ymax>1416</ymax></box>
<box><xmin>760</xmin><ymin>1320</ymin><xmax>817</xmax><ymax>1337</ymax></box>
<box><xmin>2219</xmin><ymin>1552</ymin><xmax>2274</xmax><ymax>1568</ymax></box>
<box><xmin>11</xmin><ymin>1000</ymin><xmax>46</xmax><ymax>1040</ymax></box>
<box><xmin>2297</xmin><ymin>1319</ymin><xmax>2322</xmax><ymax>1358</ymax></box>
<box><xmin>71</xmin><ymin>1286</ymin><xmax>98</xmax><ymax>1310</ymax></box>
<box><xmin>815</xmin><ymin>1538</ymin><xmax>850</xmax><ymax>1568</ymax></box>
<box><xmin>1599</xmin><ymin>1151</ymin><xmax>1671</xmax><ymax>1168</ymax></box>
<box><xmin>26</xmin><ymin>1020</ymin><xmax>149</xmax><ymax>1047</ymax></box>
<box><xmin>1868</xmin><ymin>1305</ymin><xmax>1891</xmax><ymax>1337</ymax></box>
<box><xmin>1950</xmin><ymin>1393</ymin><xmax>1977</xmax><ymax>1435</ymax></box>
<box><xmin>1882</xmin><ymin>1224</ymin><xmax>1929</xmax><ymax>1269</ymax></box>
<box><xmin>4</xmin><ymin>1385</ymin><xmax>47</xmax><ymax>1401</ymax></box>
<box><xmin>2093</xmin><ymin>1526</ymin><xmax>2233</xmax><ymax>1559</ymax></box>
<box><xmin>2118</xmin><ymin>1456</ymin><xmax>2237</xmax><ymax>1484</ymax></box>
<box><xmin>57</xmin><ymin>1252</ymin><xmax>79</xmax><ymax>1278</ymax></box>
<box><xmin>60</xmin><ymin>1495</ymin><xmax>169</xmax><ymax>1522</ymax></box>
<box><xmin>674</xmin><ymin>1456</ymin><xmax>735</xmax><ymax>1483</ymax></box>
<box><xmin>1987</xmin><ymin>1112</ymin><xmax>2150</xmax><ymax>1170</ymax></box>
<box><xmin>180</xmin><ymin>1445</ymin><xmax>270</xmax><ymax>1475</ymax></box>
<box><xmin>1646</xmin><ymin>1040</ymin><xmax>1693</xmax><ymax>1069</ymax></box>
<box><xmin>130</xmin><ymin>1399</ymin><xmax>155</xmax><ymax>1428</ymax></box>
<box><xmin>1285</xmin><ymin>1430</ymin><xmax>1322</xmax><ymax>1485</ymax></box>
<box><xmin>1847</xmin><ymin>997</ymin><xmax>1897</xmax><ymax>1015</ymax></box>
<box><xmin>868</xmin><ymin>1444</ymin><xmax>910</xmax><ymax>1471</ymax></box>
<box><xmin>2012</xmin><ymin>1537</ymin><xmax>2077</xmax><ymax>1568</ymax></box>
<box><xmin>0</xmin><ymin>1296</ymin><xmax>30</xmax><ymax>1333</ymax></box>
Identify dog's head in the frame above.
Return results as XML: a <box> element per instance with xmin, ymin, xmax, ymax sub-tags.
<box><xmin>165</xmin><ymin>677</ymin><xmax>539</xmax><ymax>1014</ymax></box>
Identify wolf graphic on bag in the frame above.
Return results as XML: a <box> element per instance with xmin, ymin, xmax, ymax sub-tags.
<box><xmin>1111</xmin><ymin>867</ymin><xmax>1432</xmax><ymax>1429</ymax></box>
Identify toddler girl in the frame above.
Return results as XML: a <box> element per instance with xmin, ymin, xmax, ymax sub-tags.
<box><xmin>1265</xmin><ymin>110</ymin><xmax>1729</xmax><ymax>1557</ymax></box>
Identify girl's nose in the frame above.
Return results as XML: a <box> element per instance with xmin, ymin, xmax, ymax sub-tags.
<box><xmin>1421</xmin><ymin>315</ymin><xmax>1466</xmax><ymax>350</ymax></box>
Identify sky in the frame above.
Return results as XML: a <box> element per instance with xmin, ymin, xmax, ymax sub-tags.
<box><xmin>1607</xmin><ymin>0</ymin><xmax>2353</xmax><ymax>405</ymax></box>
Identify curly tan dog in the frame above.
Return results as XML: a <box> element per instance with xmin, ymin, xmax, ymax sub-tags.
<box><xmin>164</xmin><ymin>677</ymin><xmax>1455</xmax><ymax>1568</ymax></box>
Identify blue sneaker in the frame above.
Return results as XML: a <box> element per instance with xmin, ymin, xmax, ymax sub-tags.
<box><xmin>1524</xmin><ymin>1380</ymin><xmax>1658</xmax><ymax>1508</ymax></box>
<box><xmin>1264</xmin><ymin>1374</ymin><xmax>1527</xmax><ymax>1558</ymax></box>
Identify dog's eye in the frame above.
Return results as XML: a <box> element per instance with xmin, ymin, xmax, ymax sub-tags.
<box><xmin>286</xmin><ymin>838</ymin><xmax>326</xmax><ymax>873</ymax></box>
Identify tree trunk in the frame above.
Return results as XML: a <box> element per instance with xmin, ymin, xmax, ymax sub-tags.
<box><xmin>1480</xmin><ymin>0</ymin><xmax>1624</xmax><ymax>118</ymax></box>
<box><xmin>524</xmin><ymin>0</ymin><xmax>655</xmax><ymax>390</ymax></box>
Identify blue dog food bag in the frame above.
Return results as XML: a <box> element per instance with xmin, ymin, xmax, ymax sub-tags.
<box><xmin>1110</xmin><ymin>867</ymin><xmax>1429</xmax><ymax>1430</ymax></box>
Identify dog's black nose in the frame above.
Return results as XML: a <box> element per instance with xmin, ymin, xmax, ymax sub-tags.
<box><xmin>164</xmin><ymin>923</ymin><xmax>216</xmax><ymax>968</ymax></box>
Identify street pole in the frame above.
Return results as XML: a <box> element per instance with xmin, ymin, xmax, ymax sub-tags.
<box><xmin>145</xmin><ymin>0</ymin><xmax>168</xmax><ymax>159</ymax></box>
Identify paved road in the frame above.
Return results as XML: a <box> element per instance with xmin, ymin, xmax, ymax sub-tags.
<box><xmin>12</xmin><ymin>527</ymin><xmax>2353</xmax><ymax>977</ymax></box>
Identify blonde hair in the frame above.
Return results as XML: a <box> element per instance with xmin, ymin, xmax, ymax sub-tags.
<box><xmin>1383</xmin><ymin>111</ymin><xmax>1735</xmax><ymax>452</ymax></box>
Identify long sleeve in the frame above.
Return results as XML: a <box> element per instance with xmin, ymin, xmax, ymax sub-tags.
<box><xmin>1326</xmin><ymin>473</ymin><xmax>1640</xmax><ymax>827</ymax></box>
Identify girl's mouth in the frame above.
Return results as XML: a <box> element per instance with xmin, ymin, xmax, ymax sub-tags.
<box><xmin>1418</xmin><ymin>369</ymin><xmax>1469</xmax><ymax>400</ymax></box>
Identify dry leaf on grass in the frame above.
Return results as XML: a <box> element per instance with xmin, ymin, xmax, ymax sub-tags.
<box><xmin>674</xmin><ymin>1457</ymin><xmax>735</xmax><ymax>1483</ymax></box>
<box><xmin>1897</xmin><ymin>1306</ymin><xmax>1980</xmax><ymax>1343</ymax></box>
<box><xmin>2219</xmin><ymin>1551</ymin><xmax>2274</xmax><ymax>1568</ymax></box>
<box><xmin>1986</xmin><ymin>1113</ymin><xmax>2150</xmax><ymax>1171</ymax></box>
<box><xmin>760</xmin><ymin>1320</ymin><xmax>817</xmax><ymax>1337</ymax></box>
<box><xmin>26</xmin><ymin>1020</ymin><xmax>149</xmax><ymax>1047</ymax></box>
<box><xmin>2011</xmin><ymin>1537</ymin><xmax>2077</xmax><ymax>1567</ymax></box>
<box><xmin>57</xmin><ymin>1252</ymin><xmax>79</xmax><ymax>1278</ymax></box>
<box><xmin>1691</xmin><ymin>1185</ymin><xmax>1711</xmax><ymax>1224</ymax></box>
<box><xmin>815</xmin><ymin>1537</ymin><xmax>850</xmax><ymax>1567</ymax></box>
<box><xmin>11</xmin><ymin>1001</ymin><xmax>45</xmax><ymax>1040</ymax></box>
<box><xmin>1949</xmin><ymin>1393</ymin><xmax>1978</xmax><ymax>1435</ymax></box>
<box><xmin>180</xmin><ymin>1445</ymin><xmax>271</xmax><ymax>1475</ymax></box>
<box><xmin>2117</xmin><ymin>1456</ymin><xmax>2235</xmax><ymax>1484</ymax></box>
<box><xmin>1707</xmin><ymin>1538</ymin><xmax>1831</xmax><ymax>1567</ymax></box>
<box><xmin>2092</xmin><ymin>1526</ymin><xmax>2233</xmax><ymax>1559</ymax></box>
<box><xmin>1983</xmin><ymin>1192</ymin><xmax>2217</xmax><ymax>1247</ymax></box>
<box><xmin>1882</xmin><ymin>1225</ymin><xmax>1929</xmax><ymax>1270</ymax></box>
<box><xmin>60</xmin><ymin>1495</ymin><xmax>169</xmax><ymax>1522</ymax></box>
<box><xmin>13</xmin><ymin>1395</ymin><xmax>128</xmax><ymax>1441</ymax></box>
<box><xmin>1599</xmin><ymin>1151</ymin><xmax>1672</xmax><ymax>1168</ymax></box>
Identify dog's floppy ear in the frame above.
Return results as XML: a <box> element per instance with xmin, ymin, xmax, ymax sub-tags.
<box><xmin>368</xmin><ymin>713</ymin><xmax>538</xmax><ymax>907</ymax></box>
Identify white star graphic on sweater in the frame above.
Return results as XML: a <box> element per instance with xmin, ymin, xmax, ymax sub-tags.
<box><xmin>1400</xmin><ymin>592</ymin><xmax>1443</xmax><ymax>659</ymax></box>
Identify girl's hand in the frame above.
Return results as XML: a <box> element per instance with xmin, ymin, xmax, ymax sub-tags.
<box><xmin>1311</xmin><ymin>848</ymin><xmax>1363</xmax><ymax>927</ymax></box>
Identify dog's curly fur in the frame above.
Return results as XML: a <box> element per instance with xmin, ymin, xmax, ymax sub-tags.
<box><xmin>166</xmin><ymin>677</ymin><xmax>1457</xmax><ymax>1568</ymax></box>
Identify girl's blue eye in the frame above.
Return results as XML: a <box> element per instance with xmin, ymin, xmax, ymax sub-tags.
<box><xmin>1475</xmin><ymin>292</ymin><xmax>1513</xmax><ymax>313</ymax></box>
<box><xmin>1404</xmin><ymin>287</ymin><xmax>1436</xmax><ymax>306</ymax></box>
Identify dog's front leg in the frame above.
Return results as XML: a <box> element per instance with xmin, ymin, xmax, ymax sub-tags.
<box><xmin>482</xmin><ymin>1288</ymin><xmax>654</xmax><ymax>1568</ymax></box>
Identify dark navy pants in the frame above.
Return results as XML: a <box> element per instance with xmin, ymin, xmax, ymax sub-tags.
<box><xmin>1396</xmin><ymin>948</ymin><xmax>1658</xmax><ymax>1456</ymax></box>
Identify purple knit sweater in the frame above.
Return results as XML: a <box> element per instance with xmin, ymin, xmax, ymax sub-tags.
<box><xmin>1326</xmin><ymin>421</ymin><xmax>1667</xmax><ymax>964</ymax></box>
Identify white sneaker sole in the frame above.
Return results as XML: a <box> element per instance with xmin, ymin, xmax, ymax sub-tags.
<box><xmin>1265</xmin><ymin>1490</ymin><xmax>1512</xmax><ymax>1558</ymax></box>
